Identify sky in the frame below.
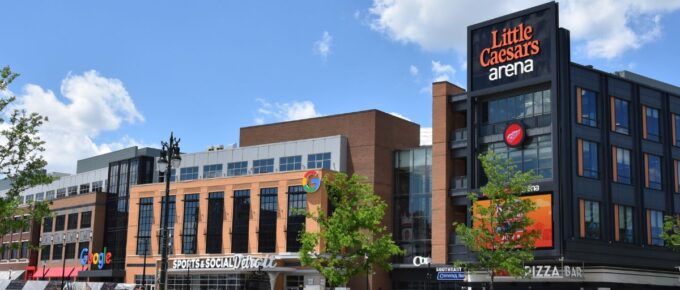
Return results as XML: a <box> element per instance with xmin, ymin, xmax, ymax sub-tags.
<box><xmin>3</xmin><ymin>0</ymin><xmax>680</xmax><ymax>173</ymax></box>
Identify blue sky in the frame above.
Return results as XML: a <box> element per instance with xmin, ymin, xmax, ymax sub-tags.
<box><xmin>3</xmin><ymin>0</ymin><xmax>680</xmax><ymax>172</ymax></box>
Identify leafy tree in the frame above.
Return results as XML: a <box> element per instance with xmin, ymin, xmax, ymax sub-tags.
<box><xmin>299</xmin><ymin>173</ymin><xmax>403</xmax><ymax>288</ymax></box>
<box><xmin>661</xmin><ymin>214</ymin><xmax>680</xmax><ymax>251</ymax></box>
<box><xmin>0</xmin><ymin>66</ymin><xmax>53</xmax><ymax>251</ymax></box>
<box><xmin>454</xmin><ymin>151</ymin><xmax>541</xmax><ymax>290</ymax></box>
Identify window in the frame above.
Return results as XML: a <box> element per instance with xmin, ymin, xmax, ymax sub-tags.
<box><xmin>80</xmin><ymin>211</ymin><xmax>92</xmax><ymax>228</ymax></box>
<box><xmin>279</xmin><ymin>156</ymin><xmax>302</xmax><ymax>172</ymax></box>
<box><xmin>1</xmin><ymin>244</ymin><xmax>7</xmax><ymax>260</ymax></box>
<box><xmin>67</xmin><ymin>213</ymin><xmax>78</xmax><ymax>230</ymax></box>
<box><xmin>11</xmin><ymin>243</ymin><xmax>18</xmax><ymax>259</ymax></box>
<box><xmin>579</xmin><ymin>199</ymin><xmax>600</xmax><ymax>240</ymax></box>
<box><xmin>481</xmin><ymin>89</ymin><xmax>551</xmax><ymax>124</ymax></box>
<box><xmin>182</xmin><ymin>194</ymin><xmax>199</xmax><ymax>254</ymax></box>
<box><xmin>20</xmin><ymin>242</ymin><xmax>28</xmax><ymax>259</ymax></box>
<box><xmin>642</xmin><ymin>106</ymin><xmax>660</xmax><ymax>142</ymax></box>
<box><xmin>232</xmin><ymin>190</ymin><xmax>250</xmax><ymax>253</ymax></box>
<box><xmin>258</xmin><ymin>188</ymin><xmax>278</xmax><ymax>253</ymax></box>
<box><xmin>612</xmin><ymin>147</ymin><xmax>631</xmax><ymax>184</ymax></box>
<box><xmin>227</xmin><ymin>161</ymin><xmax>248</xmax><ymax>176</ymax></box>
<box><xmin>673</xmin><ymin>113</ymin><xmax>680</xmax><ymax>146</ymax></box>
<box><xmin>158</xmin><ymin>196</ymin><xmax>176</xmax><ymax>255</ymax></box>
<box><xmin>25</xmin><ymin>195</ymin><xmax>34</xmax><ymax>203</ymax></box>
<box><xmin>92</xmin><ymin>181</ymin><xmax>103</xmax><ymax>193</ymax></box>
<box><xmin>610</xmin><ymin>97</ymin><xmax>629</xmax><ymax>134</ymax></box>
<box><xmin>577</xmin><ymin>87</ymin><xmax>597</xmax><ymax>127</ymax></box>
<box><xmin>56</xmin><ymin>188</ymin><xmax>66</xmax><ymax>198</ymax></box>
<box><xmin>65</xmin><ymin>243</ymin><xmax>76</xmax><ymax>259</ymax></box>
<box><xmin>137</xmin><ymin>198</ymin><xmax>153</xmax><ymax>255</ymax></box>
<box><xmin>287</xmin><ymin>186</ymin><xmax>307</xmax><ymax>252</ymax></box>
<box><xmin>308</xmin><ymin>152</ymin><xmax>331</xmax><ymax>169</ymax></box>
<box><xmin>253</xmin><ymin>159</ymin><xmax>274</xmax><ymax>174</ymax></box>
<box><xmin>36</xmin><ymin>192</ymin><xmax>44</xmax><ymax>201</ymax></box>
<box><xmin>648</xmin><ymin>210</ymin><xmax>664</xmax><ymax>246</ymax></box>
<box><xmin>206</xmin><ymin>192</ymin><xmax>224</xmax><ymax>254</ymax></box>
<box><xmin>78</xmin><ymin>242</ymin><xmax>89</xmax><ymax>259</ymax></box>
<box><xmin>159</xmin><ymin>169</ymin><xmax>177</xmax><ymax>183</ymax></box>
<box><xmin>52</xmin><ymin>244</ymin><xmax>63</xmax><ymax>260</ymax></box>
<box><xmin>40</xmin><ymin>245</ymin><xmax>50</xmax><ymax>261</ymax></box>
<box><xmin>483</xmin><ymin>135</ymin><xmax>552</xmax><ymax>179</ymax></box>
<box><xmin>22</xmin><ymin>216</ymin><xmax>30</xmax><ymax>232</ymax></box>
<box><xmin>203</xmin><ymin>164</ymin><xmax>223</xmax><ymax>179</ymax></box>
<box><xmin>676</xmin><ymin>160</ymin><xmax>680</xmax><ymax>193</ymax></box>
<box><xmin>645</xmin><ymin>153</ymin><xmax>662</xmax><ymax>190</ymax></box>
<box><xmin>578</xmin><ymin>139</ymin><xmax>598</xmax><ymax>178</ymax></box>
<box><xmin>614</xmin><ymin>204</ymin><xmax>634</xmax><ymax>243</ymax></box>
<box><xmin>79</xmin><ymin>184</ymin><xmax>90</xmax><ymax>194</ymax></box>
<box><xmin>179</xmin><ymin>167</ymin><xmax>199</xmax><ymax>181</ymax></box>
<box><xmin>43</xmin><ymin>217</ymin><xmax>53</xmax><ymax>233</ymax></box>
<box><xmin>68</xmin><ymin>186</ymin><xmax>78</xmax><ymax>196</ymax></box>
<box><xmin>54</xmin><ymin>215</ymin><xmax>65</xmax><ymax>231</ymax></box>
<box><xmin>46</xmin><ymin>190</ymin><xmax>55</xmax><ymax>200</ymax></box>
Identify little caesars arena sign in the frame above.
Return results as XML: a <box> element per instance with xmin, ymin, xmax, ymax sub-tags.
<box><xmin>172</xmin><ymin>255</ymin><xmax>276</xmax><ymax>270</ymax></box>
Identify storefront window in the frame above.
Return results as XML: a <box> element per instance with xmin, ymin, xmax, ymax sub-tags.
<box><xmin>394</xmin><ymin>147</ymin><xmax>432</xmax><ymax>263</ymax></box>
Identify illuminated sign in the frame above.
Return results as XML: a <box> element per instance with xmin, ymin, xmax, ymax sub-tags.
<box><xmin>412</xmin><ymin>256</ymin><xmax>431</xmax><ymax>267</ymax></box>
<box><xmin>475</xmin><ymin>194</ymin><xmax>553</xmax><ymax>248</ymax></box>
<box><xmin>79</xmin><ymin>247</ymin><xmax>112</xmax><ymax>270</ymax></box>
<box><xmin>171</xmin><ymin>255</ymin><xmax>276</xmax><ymax>270</ymax></box>
<box><xmin>470</xmin><ymin>4</ymin><xmax>555</xmax><ymax>90</ymax></box>
<box><xmin>504</xmin><ymin>122</ymin><xmax>526</xmax><ymax>147</ymax></box>
<box><xmin>524</xmin><ymin>265</ymin><xmax>583</xmax><ymax>279</ymax></box>
<box><xmin>302</xmin><ymin>170</ymin><xmax>321</xmax><ymax>193</ymax></box>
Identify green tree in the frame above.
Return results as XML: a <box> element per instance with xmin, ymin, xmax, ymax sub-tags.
<box><xmin>661</xmin><ymin>214</ymin><xmax>680</xmax><ymax>251</ymax></box>
<box><xmin>454</xmin><ymin>151</ymin><xmax>542</xmax><ymax>290</ymax></box>
<box><xmin>299</xmin><ymin>173</ymin><xmax>403</xmax><ymax>288</ymax></box>
<box><xmin>0</xmin><ymin>66</ymin><xmax>53</xmax><ymax>251</ymax></box>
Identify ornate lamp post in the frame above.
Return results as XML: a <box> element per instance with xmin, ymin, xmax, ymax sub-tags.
<box><xmin>157</xmin><ymin>133</ymin><xmax>181</xmax><ymax>290</ymax></box>
<box><xmin>60</xmin><ymin>235</ymin><xmax>66</xmax><ymax>290</ymax></box>
<box><xmin>142</xmin><ymin>237</ymin><xmax>149</xmax><ymax>290</ymax></box>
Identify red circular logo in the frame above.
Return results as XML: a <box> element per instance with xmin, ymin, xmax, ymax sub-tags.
<box><xmin>504</xmin><ymin>122</ymin><xmax>525</xmax><ymax>147</ymax></box>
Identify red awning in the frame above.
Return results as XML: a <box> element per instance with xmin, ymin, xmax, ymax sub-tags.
<box><xmin>38</xmin><ymin>267</ymin><xmax>81</xmax><ymax>278</ymax></box>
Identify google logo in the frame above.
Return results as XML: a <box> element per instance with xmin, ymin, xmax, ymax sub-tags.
<box><xmin>80</xmin><ymin>247</ymin><xmax>112</xmax><ymax>270</ymax></box>
<box><xmin>302</xmin><ymin>170</ymin><xmax>321</xmax><ymax>193</ymax></box>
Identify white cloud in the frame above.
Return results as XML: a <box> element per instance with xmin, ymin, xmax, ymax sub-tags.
<box><xmin>254</xmin><ymin>98</ymin><xmax>322</xmax><ymax>124</ymax></box>
<box><xmin>431</xmin><ymin>60</ymin><xmax>455</xmax><ymax>82</ymax></box>
<box><xmin>420</xmin><ymin>127</ymin><xmax>432</xmax><ymax>146</ymax></box>
<box><xmin>14</xmin><ymin>70</ymin><xmax>147</xmax><ymax>173</ymax></box>
<box><xmin>409</xmin><ymin>65</ymin><xmax>419</xmax><ymax>76</ymax></box>
<box><xmin>314</xmin><ymin>31</ymin><xmax>333</xmax><ymax>61</ymax></box>
<box><xmin>368</xmin><ymin>0</ymin><xmax>680</xmax><ymax>59</ymax></box>
<box><xmin>388</xmin><ymin>112</ymin><xmax>411</xmax><ymax>121</ymax></box>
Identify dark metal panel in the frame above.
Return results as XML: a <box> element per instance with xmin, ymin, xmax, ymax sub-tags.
<box><xmin>610</xmin><ymin>183</ymin><xmax>635</xmax><ymax>205</ymax></box>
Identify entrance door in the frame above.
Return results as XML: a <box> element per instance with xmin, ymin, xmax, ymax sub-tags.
<box><xmin>245</xmin><ymin>272</ymin><xmax>270</xmax><ymax>290</ymax></box>
<box><xmin>285</xmin><ymin>275</ymin><xmax>304</xmax><ymax>290</ymax></box>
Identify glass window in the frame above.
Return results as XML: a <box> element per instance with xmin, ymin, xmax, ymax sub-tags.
<box><xmin>80</xmin><ymin>211</ymin><xmax>92</xmax><ymax>228</ymax></box>
<box><xmin>579</xmin><ymin>139</ymin><xmax>598</xmax><ymax>178</ymax></box>
<box><xmin>43</xmin><ymin>217</ymin><xmax>53</xmax><ymax>233</ymax></box>
<box><xmin>258</xmin><ymin>188</ymin><xmax>278</xmax><ymax>253</ymax></box>
<box><xmin>78</xmin><ymin>242</ymin><xmax>89</xmax><ymax>259</ymax></box>
<box><xmin>20</xmin><ymin>242</ymin><xmax>28</xmax><ymax>259</ymax></box>
<box><xmin>279</xmin><ymin>156</ymin><xmax>302</xmax><ymax>172</ymax></box>
<box><xmin>67</xmin><ymin>213</ymin><xmax>78</xmax><ymax>230</ymax></box>
<box><xmin>232</xmin><ymin>190</ymin><xmax>250</xmax><ymax>253</ymax></box>
<box><xmin>56</xmin><ymin>188</ymin><xmax>66</xmax><ymax>198</ymax></box>
<box><xmin>54</xmin><ymin>215</ymin><xmax>65</xmax><ymax>231</ymax></box>
<box><xmin>206</xmin><ymin>192</ymin><xmax>224</xmax><ymax>254</ymax></box>
<box><xmin>79</xmin><ymin>184</ymin><xmax>90</xmax><ymax>194</ymax></box>
<box><xmin>46</xmin><ymin>190</ymin><xmax>55</xmax><ymax>200</ymax></box>
<box><xmin>482</xmin><ymin>135</ymin><xmax>552</xmax><ymax>180</ymax></box>
<box><xmin>482</xmin><ymin>89</ymin><xmax>551</xmax><ymax>124</ymax></box>
<box><xmin>644</xmin><ymin>106</ymin><xmax>660</xmax><ymax>141</ymax></box>
<box><xmin>40</xmin><ymin>245</ymin><xmax>50</xmax><ymax>261</ymax></box>
<box><xmin>25</xmin><ymin>195</ymin><xmax>34</xmax><ymax>203</ymax></box>
<box><xmin>137</xmin><ymin>197</ymin><xmax>153</xmax><ymax>255</ymax></box>
<box><xmin>91</xmin><ymin>181</ymin><xmax>103</xmax><ymax>193</ymax></box>
<box><xmin>64</xmin><ymin>243</ymin><xmax>76</xmax><ymax>259</ymax></box>
<box><xmin>645</xmin><ymin>154</ymin><xmax>662</xmax><ymax>190</ymax></box>
<box><xmin>203</xmin><ymin>164</ymin><xmax>223</xmax><ymax>179</ymax></box>
<box><xmin>36</xmin><ymin>192</ymin><xmax>44</xmax><ymax>201</ymax></box>
<box><xmin>182</xmin><ymin>194</ymin><xmax>199</xmax><ymax>254</ymax></box>
<box><xmin>676</xmin><ymin>160</ymin><xmax>680</xmax><ymax>193</ymax></box>
<box><xmin>253</xmin><ymin>159</ymin><xmax>274</xmax><ymax>174</ymax></box>
<box><xmin>578</xmin><ymin>88</ymin><xmax>597</xmax><ymax>127</ymax></box>
<box><xmin>227</xmin><ymin>161</ymin><xmax>248</xmax><ymax>176</ymax></box>
<box><xmin>308</xmin><ymin>152</ymin><xmax>331</xmax><ymax>169</ymax></box>
<box><xmin>612</xmin><ymin>97</ymin><xmax>629</xmax><ymax>134</ymax></box>
<box><xmin>649</xmin><ymin>210</ymin><xmax>664</xmax><ymax>246</ymax></box>
<box><xmin>613</xmin><ymin>147</ymin><xmax>631</xmax><ymax>184</ymax></box>
<box><xmin>68</xmin><ymin>186</ymin><xmax>78</xmax><ymax>196</ymax></box>
<box><xmin>179</xmin><ymin>167</ymin><xmax>199</xmax><ymax>181</ymax></box>
<box><xmin>158</xmin><ymin>196</ymin><xmax>176</xmax><ymax>255</ymax></box>
<box><xmin>616</xmin><ymin>205</ymin><xmax>634</xmax><ymax>243</ymax></box>
<box><xmin>52</xmin><ymin>244</ymin><xmax>63</xmax><ymax>260</ymax></box>
<box><xmin>674</xmin><ymin>114</ymin><xmax>680</xmax><ymax>146</ymax></box>
<box><xmin>287</xmin><ymin>186</ymin><xmax>307</xmax><ymax>252</ymax></box>
<box><xmin>581</xmin><ymin>200</ymin><xmax>600</xmax><ymax>240</ymax></box>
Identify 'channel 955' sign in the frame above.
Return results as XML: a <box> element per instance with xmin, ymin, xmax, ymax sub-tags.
<box><xmin>469</xmin><ymin>4</ymin><xmax>556</xmax><ymax>91</ymax></box>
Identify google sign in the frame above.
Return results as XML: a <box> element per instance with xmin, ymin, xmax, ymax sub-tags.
<box><xmin>80</xmin><ymin>247</ymin><xmax>112</xmax><ymax>269</ymax></box>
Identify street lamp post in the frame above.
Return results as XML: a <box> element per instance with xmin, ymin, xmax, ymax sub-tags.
<box><xmin>61</xmin><ymin>235</ymin><xmax>66</xmax><ymax>290</ymax></box>
<box><xmin>142</xmin><ymin>237</ymin><xmax>148</xmax><ymax>290</ymax></box>
<box><xmin>157</xmin><ymin>132</ymin><xmax>181</xmax><ymax>290</ymax></box>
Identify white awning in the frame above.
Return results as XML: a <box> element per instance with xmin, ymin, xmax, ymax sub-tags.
<box><xmin>0</xmin><ymin>270</ymin><xmax>24</xmax><ymax>280</ymax></box>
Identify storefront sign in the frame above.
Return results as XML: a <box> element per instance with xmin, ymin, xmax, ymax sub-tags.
<box><xmin>470</xmin><ymin>4</ymin><xmax>555</xmax><ymax>90</ymax></box>
<box><xmin>412</xmin><ymin>256</ymin><xmax>431</xmax><ymax>267</ymax></box>
<box><xmin>303</xmin><ymin>170</ymin><xmax>321</xmax><ymax>193</ymax></box>
<box><xmin>503</xmin><ymin>122</ymin><xmax>526</xmax><ymax>147</ymax></box>
<box><xmin>436</xmin><ymin>267</ymin><xmax>465</xmax><ymax>281</ymax></box>
<box><xmin>171</xmin><ymin>255</ymin><xmax>276</xmax><ymax>270</ymax></box>
<box><xmin>524</xmin><ymin>265</ymin><xmax>583</xmax><ymax>279</ymax></box>
<box><xmin>79</xmin><ymin>247</ymin><xmax>112</xmax><ymax>270</ymax></box>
